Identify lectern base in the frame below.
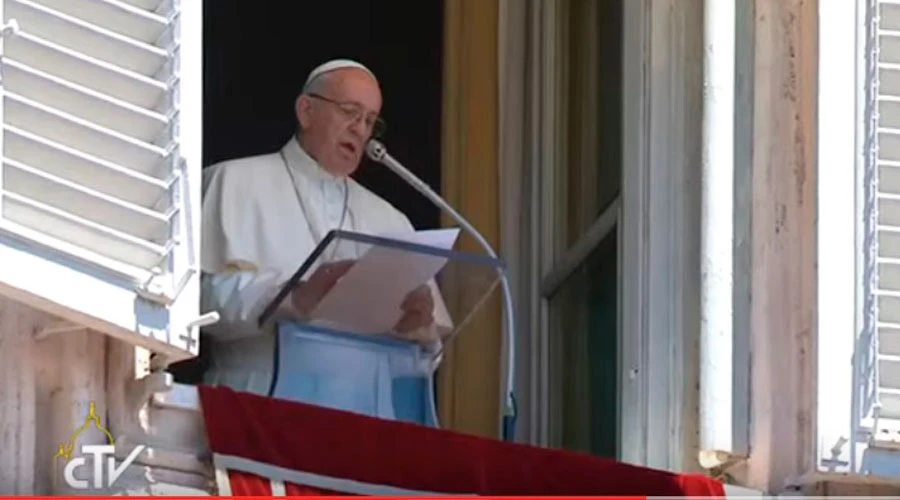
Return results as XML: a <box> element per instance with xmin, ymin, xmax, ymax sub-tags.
<box><xmin>270</xmin><ymin>321</ymin><xmax>439</xmax><ymax>427</ymax></box>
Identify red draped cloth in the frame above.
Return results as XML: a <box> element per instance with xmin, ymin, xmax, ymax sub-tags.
<box><xmin>198</xmin><ymin>385</ymin><xmax>725</xmax><ymax>497</ymax></box>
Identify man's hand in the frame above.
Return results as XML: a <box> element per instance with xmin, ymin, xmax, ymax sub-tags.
<box><xmin>394</xmin><ymin>284</ymin><xmax>435</xmax><ymax>335</ymax></box>
<box><xmin>291</xmin><ymin>260</ymin><xmax>355</xmax><ymax>316</ymax></box>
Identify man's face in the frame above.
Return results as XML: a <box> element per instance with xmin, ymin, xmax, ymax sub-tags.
<box><xmin>297</xmin><ymin>69</ymin><xmax>383</xmax><ymax>177</ymax></box>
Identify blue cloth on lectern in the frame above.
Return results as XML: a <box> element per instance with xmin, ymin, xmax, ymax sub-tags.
<box><xmin>270</xmin><ymin>321</ymin><xmax>438</xmax><ymax>426</ymax></box>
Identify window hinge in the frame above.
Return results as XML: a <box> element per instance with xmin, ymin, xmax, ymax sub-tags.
<box><xmin>136</xmin><ymin>267</ymin><xmax>197</xmax><ymax>306</ymax></box>
<box><xmin>0</xmin><ymin>19</ymin><xmax>19</xmax><ymax>39</ymax></box>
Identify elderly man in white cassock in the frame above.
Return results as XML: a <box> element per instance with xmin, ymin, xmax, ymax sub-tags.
<box><xmin>200</xmin><ymin>59</ymin><xmax>451</xmax><ymax>396</ymax></box>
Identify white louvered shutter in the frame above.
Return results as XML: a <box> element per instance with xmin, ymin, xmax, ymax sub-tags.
<box><xmin>0</xmin><ymin>0</ymin><xmax>202</xmax><ymax>360</ymax></box>
<box><xmin>855</xmin><ymin>0</ymin><xmax>881</xmax><ymax>442</ymax></box>
<box><xmin>856</xmin><ymin>0</ymin><xmax>900</xmax><ymax>468</ymax></box>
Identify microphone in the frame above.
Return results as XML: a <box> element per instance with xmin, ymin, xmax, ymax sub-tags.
<box><xmin>366</xmin><ymin>139</ymin><xmax>517</xmax><ymax>441</ymax></box>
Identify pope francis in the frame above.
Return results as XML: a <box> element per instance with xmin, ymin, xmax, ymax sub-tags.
<box><xmin>199</xmin><ymin>59</ymin><xmax>449</xmax><ymax>395</ymax></box>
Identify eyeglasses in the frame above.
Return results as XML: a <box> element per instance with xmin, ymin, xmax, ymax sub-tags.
<box><xmin>307</xmin><ymin>93</ymin><xmax>386</xmax><ymax>138</ymax></box>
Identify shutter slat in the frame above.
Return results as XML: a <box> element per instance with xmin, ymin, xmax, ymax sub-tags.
<box><xmin>880</xmin><ymin>164</ymin><xmax>900</xmax><ymax>193</ymax></box>
<box><xmin>3</xmin><ymin>158</ymin><xmax>171</xmax><ymax>243</ymax></box>
<box><xmin>116</xmin><ymin>0</ymin><xmax>164</xmax><ymax>13</ymax></box>
<box><xmin>879</xmin><ymin>325</ymin><xmax>900</xmax><ymax>355</ymax></box>
<box><xmin>880</xmin><ymin>295</ymin><xmax>900</xmax><ymax>326</ymax></box>
<box><xmin>878</xmin><ymin>196</ymin><xmax>900</xmax><ymax>227</ymax></box>
<box><xmin>879</xmin><ymin>259</ymin><xmax>900</xmax><ymax>290</ymax></box>
<box><xmin>32</xmin><ymin>0</ymin><xmax>169</xmax><ymax>43</ymax></box>
<box><xmin>879</xmin><ymin>130</ymin><xmax>900</xmax><ymax>161</ymax></box>
<box><xmin>885</xmin><ymin>3</ymin><xmax>900</xmax><ymax>30</ymax></box>
<box><xmin>882</xmin><ymin>39</ymin><xmax>900</xmax><ymax>64</ymax></box>
<box><xmin>879</xmin><ymin>66</ymin><xmax>900</xmax><ymax>95</ymax></box>
<box><xmin>4</xmin><ymin>60</ymin><xmax>169</xmax><ymax>143</ymax></box>
<box><xmin>883</xmin><ymin>99</ymin><xmax>900</xmax><ymax>130</ymax></box>
<box><xmin>8</xmin><ymin>0</ymin><xmax>168</xmax><ymax>75</ymax></box>
<box><xmin>2</xmin><ymin>191</ymin><xmax>165</xmax><ymax>269</ymax></box>
<box><xmin>881</xmin><ymin>356</ymin><xmax>900</xmax><ymax>392</ymax></box>
<box><xmin>4</xmin><ymin>125</ymin><xmax>170</xmax><ymax>208</ymax></box>
<box><xmin>880</xmin><ymin>227</ymin><xmax>900</xmax><ymax>258</ymax></box>
<box><xmin>4</xmin><ymin>92</ymin><xmax>167</xmax><ymax>177</ymax></box>
<box><xmin>5</xmin><ymin>33</ymin><xmax>167</xmax><ymax>109</ymax></box>
<box><xmin>878</xmin><ymin>390</ymin><xmax>900</xmax><ymax>422</ymax></box>
<box><xmin>880</xmin><ymin>390</ymin><xmax>900</xmax><ymax>419</ymax></box>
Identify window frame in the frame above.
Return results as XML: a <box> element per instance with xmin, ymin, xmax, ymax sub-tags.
<box><xmin>816</xmin><ymin>0</ymin><xmax>866</xmax><ymax>474</ymax></box>
<box><xmin>501</xmin><ymin>0</ymin><xmax>702</xmax><ymax>470</ymax></box>
<box><xmin>617</xmin><ymin>0</ymin><xmax>705</xmax><ymax>470</ymax></box>
<box><xmin>515</xmin><ymin>0</ymin><xmax>627</xmax><ymax>453</ymax></box>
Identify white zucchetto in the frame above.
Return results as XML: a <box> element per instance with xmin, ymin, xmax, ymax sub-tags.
<box><xmin>303</xmin><ymin>59</ymin><xmax>377</xmax><ymax>91</ymax></box>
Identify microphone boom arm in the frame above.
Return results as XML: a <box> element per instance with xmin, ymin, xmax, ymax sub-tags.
<box><xmin>366</xmin><ymin>139</ymin><xmax>517</xmax><ymax>441</ymax></box>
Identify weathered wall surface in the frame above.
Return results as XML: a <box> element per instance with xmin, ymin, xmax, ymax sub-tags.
<box><xmin>745</xmin><ymin>0</ymin><xmax>818</xmax><ymax>493</ymax></box>
<box><xmin>0</xmin><ymin>297</ymin><xmax>107</xmax><ymax>494</ymax></box>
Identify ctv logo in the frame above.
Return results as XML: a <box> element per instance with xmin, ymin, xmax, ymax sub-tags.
<box><xmin>54</xmin><ymin>401</ymin><xmax>146</xmax><ymax>490</ymax></box>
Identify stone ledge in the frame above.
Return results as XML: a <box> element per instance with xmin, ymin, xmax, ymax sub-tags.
<box><xmin>782</xmin><ymin>472</ymin><xmax>900</xmax><ymax>496</ymax></box>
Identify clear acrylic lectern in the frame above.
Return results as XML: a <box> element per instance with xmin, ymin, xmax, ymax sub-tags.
<box><xmin>257</xmin><ymin>229</ymin><xmax>504</xmax><ymax>427</ymax></box>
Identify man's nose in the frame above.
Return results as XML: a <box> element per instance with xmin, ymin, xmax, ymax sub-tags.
<box><xmin>349</xmin><ymin>121</ymin><xmax>366</xmax><ymax>138</ymax></box>
<box><xmin>348</xmin><ymin>114</ymin><xmax>370</xmax><ymax>138</ymax></box>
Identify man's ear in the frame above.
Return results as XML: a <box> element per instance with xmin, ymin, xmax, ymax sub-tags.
<box><xmin>295</xmin><ymin>94</ymin><xmax>312</xmax><ymax>129</ymax></box>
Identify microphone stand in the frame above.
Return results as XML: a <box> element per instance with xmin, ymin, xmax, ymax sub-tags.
<box><xmin>366</xmin><ymin>139</ymin><xmax>517</xmax><ymax>441</ymax></box>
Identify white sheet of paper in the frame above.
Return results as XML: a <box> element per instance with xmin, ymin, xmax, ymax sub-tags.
<box><xmin>309</xmin><ymin>228</ymin><xmax>461</xmax><ymax>334</ymax></box>
<box><xmin>376</xmin><ymin>228</ymin><xmax>461</xmax><ymax>250</ymax></box>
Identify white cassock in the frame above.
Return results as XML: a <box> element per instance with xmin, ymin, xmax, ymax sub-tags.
<box><xmin>200</xmin><ymin>137</ymin><xmax>450</xmax><ymax>396</ymax></box>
